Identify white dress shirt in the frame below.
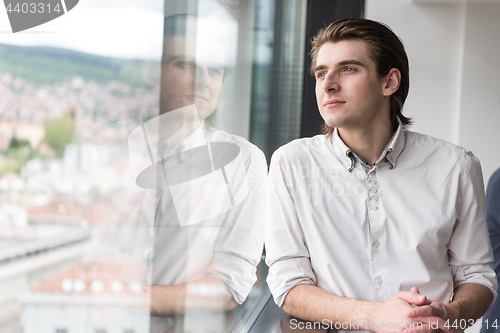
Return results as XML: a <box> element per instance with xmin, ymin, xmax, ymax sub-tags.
<box><xmin>265</xmin><ymin>123</ymin><xmax>497</xmax><ymax>310</ymax></box>
<box><xmin>143</xmin><ymin>125</ymin><xmax>267</xmax><ymax>333</ymax></box>
<box><xmin>150</xmin><ymin>124</ymin><xmax>267</xmax><ymax>299</ymax></box>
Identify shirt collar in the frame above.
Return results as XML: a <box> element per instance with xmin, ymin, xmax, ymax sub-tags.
<box><xmin>161</xmin><ymin>120</ymin><xmax>207</xmax><ymax>159</ymax></box>
<box><xmin>331</xmin><ymin>127</ymin><xmax>355</xmax><ymax>171</ymax></box>
<box><xmin>385</xmin><ymin>118</ymin><xmax>406</xmax><ymax>169</ymax></box>
<box><xmin>330</xmin><ymin>118</ymin><xmax>406</xmax><ymax>172</ymax></box>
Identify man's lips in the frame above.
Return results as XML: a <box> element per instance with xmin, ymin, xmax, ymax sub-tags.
<box><xmin>186</xmin><ymin>94</ymin><xmax>209</xmax><ymax>102</ymax></box>
<box><xmin>324</xmin><ymin>99</ymin><xmax>345</xmax><ymax>107</ymax></box>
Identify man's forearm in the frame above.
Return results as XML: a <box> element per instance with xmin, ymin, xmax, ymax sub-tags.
<box><xmin>282</xmin><ymin>284</ymin><xmax>429</xmax><ymax>332</ymax></box>
<box><xmin>447</xmin><ymin>283</ymin><xmax>494</xmax><ymax>323</ymax></box>
<box><xmin>151</xmin><ymin>284</ymin><xmax>186</xmax><ymax>315</ymax></box>
<box><xmin>282</xmin><ymin>284</ymin><xmax>371</xmax><ymax>324</ymax></box>
<box><xmin>150</xmin><ymin>278</ymin><xmax>238</xmax><ymax>316</ymax></box>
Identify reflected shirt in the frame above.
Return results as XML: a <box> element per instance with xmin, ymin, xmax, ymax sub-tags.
<box><xmin>150</xmin><ymin>124</ymin><xmax>267</xmax><ymax>301</ymax></box>
<box><xmin>148</xmin><ymin>123</ymin><xmax>267</xmax><ymax>333</ymax></box>
<box><xmin>265</xmin><ymin>123</ymin><xmax>497</xmax><ymax>309</ymax></box>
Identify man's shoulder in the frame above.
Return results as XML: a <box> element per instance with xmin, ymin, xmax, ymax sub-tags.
<box><xmin>405</xmin><ymin>130</ymin><xmax>471</xmax><ymax>162</ymax></box>
<box><xmin>489</xmin><ymin>167</ymin><xmax>500</xmax><ymax>186</ymax></box>
<box><xmin>208</xmin><ymin>127</ymin><xmax>266</xmax><ymax>162</ymax></box>
<box><xmin>209</xmin><ymin>127</ymin><xmax>255</xmax><ymax>148</ymax></box>
<box><xmin>274</xmin><ymin>135</ymin><xmax>327</xmax><ymax>155</ymax></box>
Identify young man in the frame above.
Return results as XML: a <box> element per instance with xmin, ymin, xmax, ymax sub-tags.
<box><xmin>265</xmin><ymin>18</ymin><xmax>497</xmax><ymax>333</ymax></box>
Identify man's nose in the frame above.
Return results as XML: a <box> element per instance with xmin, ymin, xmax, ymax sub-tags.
<box><xmin>195</xmin><ymin>66</ymin><xmax>210</xmax><ymax>88</ymax></box>
<box><xmin>321</xmin><ymin>71</ymin><xmax>340</xmax><ymax>92</ymax></box>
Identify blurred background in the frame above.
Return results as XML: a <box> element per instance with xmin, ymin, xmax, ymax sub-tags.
<box><xmin>0</xmin><ymin>0</ymin><xmax>499</xmax><ymax>332</ymax></box>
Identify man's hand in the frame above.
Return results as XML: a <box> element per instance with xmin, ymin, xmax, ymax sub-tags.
<box><xmin>364</xmin><ymin>290</ymin><xmax>431</xmax><ymax>333</ymax></box>
<box><xmin>402</xmin><ymin>287</ymin><xmax>455</xmax><ymax>333</ymax></box>
<box><xmin>406</xmin><ymin>298</ymin><xmax>459</xmax><ymax>333</ymax></box>
<box><xmin>406</xmin><ymin>284</ymin><xmax>494</xmax><ymax>333</ymax></box>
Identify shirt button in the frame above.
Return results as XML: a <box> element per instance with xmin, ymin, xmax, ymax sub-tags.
<box><xmin>372</xmin><ymin>206</ymin><xmax>378</xmax><ymax>211</ymax></box>
<box><xmin>371</xmin><ymin>197</ymin><xmax>378</xmax><ymax>202</ymax></box>
<box><xmin>370</xmin><ymin>179</ymin><xmax>377</xmax><ymax>185</ymax></box>
<box><xmin>374</xmin><ymin>241</ymin><xmax>381</xmax><ymax>248</ymax></box>
<box><xmin>370</xmin><ymin>188</ymin><xmax>377</xmax><ymax>194</ymax></box>
<box><xmin>376</xmin><ymin>277</ymin><xmax>384</xmax><ymax>285</ymax></box>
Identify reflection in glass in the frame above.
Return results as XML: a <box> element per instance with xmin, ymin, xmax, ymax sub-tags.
<box><xmin>127</xmin><ymin>10</ymin><xmax>266</xmax><ymax>333</ymax></box>
<box><xmin>0</xmin><ymin>0</ymin><xmax>273</xmax><ymax>332</ymax></box>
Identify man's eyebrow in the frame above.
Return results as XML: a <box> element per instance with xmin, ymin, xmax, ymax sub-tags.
<box><xmin>313</xmin><ymin>64</ymin><xmax>328</xmax><ymax>73</ymax></box>
<box><xmin>313</xmin><ymin>59</ymin><xmax>366</xmax><ymax>73</ymax></box>
<box><xmin>162</xmin><ymin>54</ymin><xmax>225</xmax><ymax>67</ymax></box>
<box><xmin>336</xmin><ymin>59</ymin><xmax>366</xmax><ymax>67</ymax></box>
<box><xmin>162</xmin><ymin>54</ymin><xmax>194</xmax><ymax>61</ymax></box>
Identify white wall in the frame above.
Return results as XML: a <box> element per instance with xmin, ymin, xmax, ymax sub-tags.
<box><xmin>458</xmin><ymin>2</ymin><xmax>500</xmax><ymax>186</ymax></box>
<box><xmin>366</xmin><ymin>0</ymin><xmax>500</xmax><ymax>186</ymax></box>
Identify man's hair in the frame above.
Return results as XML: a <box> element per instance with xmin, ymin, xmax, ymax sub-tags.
<box><xmin>164</xmin><ymin>14</ymin><xmax>197</xmax><ymax>37</ymax></box>
<box><xmin>310</xmin><ymin>18</ymin><xmax>412</xmax><ymax>136</ymax></box>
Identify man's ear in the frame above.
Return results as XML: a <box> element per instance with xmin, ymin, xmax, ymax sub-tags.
<box><xmin>383</xmin><ymin>68</ymin><xmax>401</xmax><ymax>97</ymax></box>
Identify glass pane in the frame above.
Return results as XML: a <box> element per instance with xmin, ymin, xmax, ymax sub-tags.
<box><xmin>250</xmin><ymin>0</ymin><xmax>306</xmax><ymax>160</ymax></box>
<box><xmin>1</xmin><ymin>0</ymin><xmax>162</xmax><ymax>331</ymax></box>
<box><xmin>0</xmin><ymin>0</ymin><xmax>280</xmax><ymax>332</ymax></box>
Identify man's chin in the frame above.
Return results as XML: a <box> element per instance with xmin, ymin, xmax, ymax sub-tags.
<box><xmin>196</xmin><ymin>107</ymin><xmax>216</xmax><ymax>121</ymax></box>
<box><xmin>322</xmin><ymin>118</ymin><xmax>342</xmax><ymax>129</ymax></box>
<box><xmin>160</xmin><ymin>101</ymin><xmax>193</xmax><ymax>114</ymax></box>
<box><xmin>322</xmin><ymin>114</ymin><xmax>356</xmax><ymax>130</ymax></box>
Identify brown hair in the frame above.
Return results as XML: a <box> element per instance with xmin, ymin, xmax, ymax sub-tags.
<box><xmin>310</xmin><ymin>18</ymin><xmax>411</xmax><ymax>136</ymax></box>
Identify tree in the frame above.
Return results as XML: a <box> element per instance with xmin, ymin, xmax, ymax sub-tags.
<box><xmin>42</xmin><ymin>113</ymin><xmax>76</xmax><ymax>157</ymax></box>
<box><xmin>9</xmin><ymin>136</ymin><xmax>31</xmax><ymax>149</ymax></box>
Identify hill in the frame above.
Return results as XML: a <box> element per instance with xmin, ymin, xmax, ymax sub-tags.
<box><xmin>0</xmin><ymin>43</ymin><xmax>159</xmax><ymax>87</ymax></box>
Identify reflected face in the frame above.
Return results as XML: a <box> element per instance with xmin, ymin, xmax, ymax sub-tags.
<box><xmin>314</xmin><ymin>40</ymin><xmax>389</xmax><ymax>131</ymax></box>
<box><xmin>160</xmin><ymin>35</ymin><xmax>225</xmax><ymax>120</ymax></box>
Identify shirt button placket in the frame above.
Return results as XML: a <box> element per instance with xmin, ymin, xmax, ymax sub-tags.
<box><xmin>368</xmin><ymin>174</ymin><xmax>379</xmax><ymax>212</ymax></box>
<box><xmin>368</xmin><ymin>170</ymin><xmax>383</xmax><ymax>298</ymax></box>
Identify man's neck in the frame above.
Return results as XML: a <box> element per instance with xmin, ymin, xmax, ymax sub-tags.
<box><xmin>337</xmin><ymin>119</ymin><xmax>394</xmax><ymax>166</ymax></box>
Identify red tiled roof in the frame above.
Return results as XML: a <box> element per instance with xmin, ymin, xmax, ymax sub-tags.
<box><xmin>28</xmin><ymin>199</ymin><xmax>82</xmax><ymax>218</ymax></box>
<box><xmin>32</xmin><ymin>259</ymin><xmax>149</xmax><ymax>295</ymax></box>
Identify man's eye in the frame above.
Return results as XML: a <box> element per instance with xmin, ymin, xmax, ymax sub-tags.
<box><xmin>316</xmin><ymin>72</ymin><xmax>326</xmax><ymax>79</ymax></box>
<box><xmin>208</xmin><ymin>67</ymin><xmax>223</xmax><ymax>76</ymax></box>
<box><xmin>344</xmin><ymin>67</ymin><xmax>356</xmax><ymax>72</ymax></box>
<box><xmin>177</xmin><ymin>61</ymin><xmax>195</xmax><ymax>69</ymax></box>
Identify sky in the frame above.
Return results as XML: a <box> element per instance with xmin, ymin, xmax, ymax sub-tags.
<box><xmin>0</xmin><ymin>0</ymin><xmax>165</xmax><ymax>60</ymax></box>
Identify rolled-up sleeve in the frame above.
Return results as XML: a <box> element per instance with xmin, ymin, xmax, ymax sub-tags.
<box><xmin>448</xmin><ymin>151</ymin><xmax>498</xmax><ymax>301</ymax></box>
<box><xmin>265</xmin><ymin>148</ymin><xmax>317</xmax><ymax>307</ymax></box>
<box><xmin>208</xmin><ymin>146</ymin><xmax>267</xmax><ymax>304</ymax></box>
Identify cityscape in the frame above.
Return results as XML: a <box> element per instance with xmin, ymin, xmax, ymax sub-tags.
<box><xmin>0</xmin><ymin>44</ymin><xmax>159</xmax><ymax>333</ymax></box>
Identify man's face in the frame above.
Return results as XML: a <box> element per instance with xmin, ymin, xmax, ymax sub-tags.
<box><xmin>160</xmin><ymin>35</ymin><xmax>225</xmax><ymax>120</ymax></box>
<box><xmin>314</xmin><ymin>40</ymin><xmax>390</xmax><ymax>131</ymax></box>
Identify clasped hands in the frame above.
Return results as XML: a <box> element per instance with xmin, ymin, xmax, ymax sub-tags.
<box><xmin>367</xmin><ymin>287</ymin><xmax>461</xmax><ymax>333</ymax></box>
